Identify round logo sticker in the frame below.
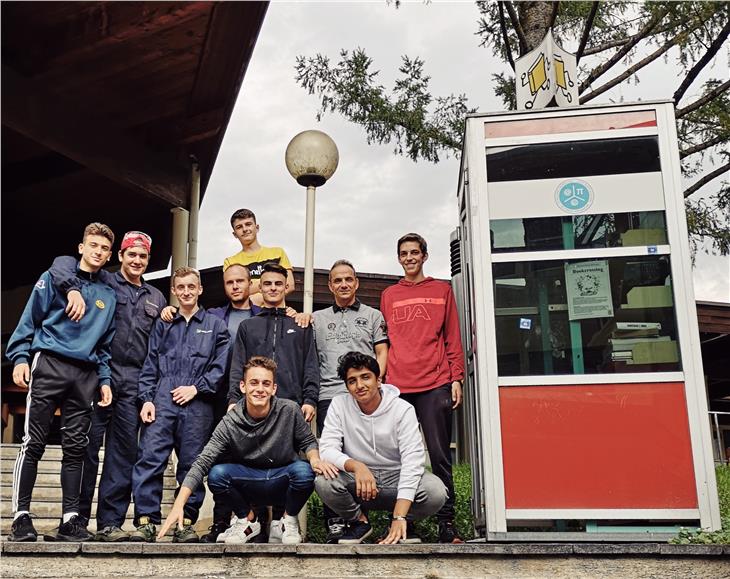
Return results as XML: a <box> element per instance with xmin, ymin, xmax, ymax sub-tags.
<box><xmin>555</xmin><ymin>179</ymin><xmax>593</xmax><ymax>213</ymax></box>
<box><xmin>95</xmin><ymin>300</ymin><xmax>105</xmax><ymax>310</ymax></box>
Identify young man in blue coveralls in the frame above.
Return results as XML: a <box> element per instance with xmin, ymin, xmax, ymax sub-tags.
<box><xmin>48</xmin><ymin>231</ymin><xmax>167</xmax><ymax>541</ymax></box>
<box><xmin>130</xmin><ymin>266</ymin><xmax>229</xmax><ymax>543</ymax></box>
<box><xmin>7</xmin><ymin>223</ymin><xmax>117</xmax><ymax>542</ymax></box>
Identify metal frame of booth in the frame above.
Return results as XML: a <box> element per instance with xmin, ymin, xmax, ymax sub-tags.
<box><xmin>456</xmin><ymin>101</ymin><xmax>721</xmax><ymax>541</ymax></box>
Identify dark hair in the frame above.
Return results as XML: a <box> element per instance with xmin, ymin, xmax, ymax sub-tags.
<box><xmin>329</xmin><ymin>259</ymin><xmax>356</xmax><ymax>278</ymax></box>
<box><xmin>230</xmin><ymin>208</ymin><xmax>257</xmax><ymax>227</ymax></box>
<box><xmin>243</xmin><ymin>355</ymin><xmax>277</xmax><ymax>381</ymax></box>
<box><xmin>261</xmin><ymin>262</ymin><xmax>287</xmax><ymax>279</ymax></box>
<box><xmin>337</xmin><ymin>351</ymin><xmax>380</xmax><ymax>382</ymax></box>
<box><xmin>397</xmin><ymin>232</ymin><xmax>427</xmax><ymax>255</ymax></box>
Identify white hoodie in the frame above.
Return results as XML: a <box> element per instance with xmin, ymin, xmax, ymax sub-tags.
<box><xmin>319</xmin><ymin>383</ymin><xmax>425</xmax><ymax>501</ymax></box>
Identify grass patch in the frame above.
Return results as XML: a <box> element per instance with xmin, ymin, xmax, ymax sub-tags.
<box><xmin>306</xmin><ymin>463</ymin><xmax>475</xmax><ymax>543</ymax></box>
<box><xmin>672</xmin><ymin>464</ymin><xmax>730</xmax><ymax>544</ymax></box>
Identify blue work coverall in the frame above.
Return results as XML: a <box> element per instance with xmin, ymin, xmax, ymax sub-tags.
<box><xmin>49</xmin><ymin>257</ymin><xmax>167</xmax><ymax>529</ymax></box>
<box><xmin>131</xmin><ymin>308</ymin><xmax>229</xmax><ymax>524</ymax></box>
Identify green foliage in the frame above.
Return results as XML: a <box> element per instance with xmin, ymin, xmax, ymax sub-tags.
<box><xmin>305</xmin><ymin>463</ymin><xmax>475</xmax><ymax>543</ymax></box>
<box><xmin>672</xmin><ymin>465</ymin><xmax>730</xmax><ymax>544</ymax></box>
<box><xmin>295</xmin><ymin>49</ymin><xmax>475</xmax><ymax>163</ymax></box>
<box><xmin>296</xmin><ymin>1</ymin><xmax>730</xmax><ymax>254</ymax></box>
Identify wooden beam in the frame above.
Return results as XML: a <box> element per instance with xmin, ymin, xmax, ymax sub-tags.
<box><xmin>3</xmin><ymin>2</ymin><xmax>211</xmax><ymax>76</ymax></box>
<box><xmin>2</xmin><ymin>64</ymin><xmax>189</xmax><ymax>207</ymax></box>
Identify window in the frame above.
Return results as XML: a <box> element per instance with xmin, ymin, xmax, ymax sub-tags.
<box><xmin>493</xmin><ymin>255</ymin><xmax>680</xmax><ymax>376</ymax></box>
<box><xmin>491</xmin><ymin>211</ymin><xmax>667</xmax><ymax>253</ymax></box>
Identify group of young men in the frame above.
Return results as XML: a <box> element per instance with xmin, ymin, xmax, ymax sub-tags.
<box><xmin>7</xmin><ymin>208</ymin><xmax>465</xmax><ymax>545</ymax></box>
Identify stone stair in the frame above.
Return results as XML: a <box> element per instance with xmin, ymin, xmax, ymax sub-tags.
<box><xmin>1</xmin><ymin>443</ymin><xmax>176</xmax><ymax>535</ymax></box>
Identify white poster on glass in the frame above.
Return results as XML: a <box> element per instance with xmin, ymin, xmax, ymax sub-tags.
<box><xmin>565</xmin><ymin>260</ymin><xmax>614</xmax><ymax>320</ymax></box>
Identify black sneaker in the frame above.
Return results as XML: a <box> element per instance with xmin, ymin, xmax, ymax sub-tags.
<box><xmin>9</xmin><ymin>514</ymin><xmax>37</xmax><ymax>542</ymax></box>
<box><xmin>438</xmin><ymin>520</ymin><xmax>464</xmax><ymax>544</ymax></box>
<box><xmin>56</xmin><ymin>515</ymin><xmax>93</xmax><ymax>542</ymax></box>
<box><xmin>337</xmin><ymin>520</ymin><xmax>372</xmax><ymax>544</ymax></box>
<box><xmin>325</xmin><ymin>517</ymin><xmax>346</xmax><ymax>544</ymax></box>
<box><xmin>201</xmin><ymin>521</ymin><xmax>229</xmax><ymax>543</ymax></box>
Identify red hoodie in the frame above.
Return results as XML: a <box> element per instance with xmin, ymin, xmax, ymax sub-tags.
<box><xmin>380</xmin><ymin>277</ymin><xmax>465</xmax><ymax>394</ymax></box>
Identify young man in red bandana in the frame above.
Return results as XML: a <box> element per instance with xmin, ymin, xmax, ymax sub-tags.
<box><xmin>47</xmin><ymin>231</ymin><xmax>167</xmax><ymax>541</ymax></box>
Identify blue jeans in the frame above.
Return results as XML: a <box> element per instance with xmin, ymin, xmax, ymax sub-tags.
<box><xmin>207</xmin><ymin>460</ymin><xmax>315</xmax><ymax>519</ymax></box>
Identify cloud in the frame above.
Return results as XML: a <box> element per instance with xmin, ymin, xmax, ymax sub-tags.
<box><xmin>184</xmin><ymin>1</ymin><xmax>729</xmax><ymax>302</ymax></box>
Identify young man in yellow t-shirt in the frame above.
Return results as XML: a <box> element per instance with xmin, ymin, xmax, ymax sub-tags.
<box><xmin>223</xmin><ymin>208</ymin><xmax>295</xmax><ymax>307</ymax></box>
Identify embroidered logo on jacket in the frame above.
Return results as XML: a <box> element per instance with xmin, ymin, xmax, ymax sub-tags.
<box><xmin>95</xmin><ymin>300</ymin><xmax>105</xmax><ymax>309</ymax></box>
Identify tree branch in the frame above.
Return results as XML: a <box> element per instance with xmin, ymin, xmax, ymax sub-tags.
<box><xmin>580</xmin><ymin>32</ymin><xmax>681</xmax><ymax>104</ymax></box>
<box><xmin>576</xmin><ymin>2</ymin><xmax>599</xmax><ymax>64</ymax></box>
<box><xmin>582</xmin><ymin>22</ymin><xmax>676</xmax><ymax>56</ymax></box>
<box><xmin>503</xmin><ymin>1</ymin><xmax>528</xmax><ymax>54</ymax></box>
<box><xmin>684</xmin><ymin>161</ymin><xmax>730</xmax><ymax>198</ymax></box>
<box><xmin>676</xmin><ymin>79</ymin><xmax>730</xmax><ymax>118</ymax></box>
<box><xmin>680</xmin><ymin>134</ymin><xmax>728</xmax><ymax>159</ymax></box>
<box><xmin>673</xmin><ymin>19</ymin><xmax>730</xmax><ymax>104</ymax></box>
<box><xmin>579</xmin><ymin>8</ymin><xmax>668</xmax><ymax>93</ymax></box>
<box><xmin>498</xmin><ymin>1</ymin><xmax>515</xmax><ymax>71</ymax></box>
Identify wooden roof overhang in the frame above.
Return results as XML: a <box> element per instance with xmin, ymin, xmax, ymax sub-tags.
<box><xmin>1</xmin><ymin>1</ymin><xmax>268</xmax><ymax>289</ymax></box>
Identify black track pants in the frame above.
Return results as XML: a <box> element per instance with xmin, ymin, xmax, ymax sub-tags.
<box><xmin>12</xmin><ymin>352</ymin><xmax>97</xmax><ymax>515</ymax></box>
<box><xmin>401</xmin><ymin>383</ymin><xmax>456</xmax><ymax>522</ymax></box>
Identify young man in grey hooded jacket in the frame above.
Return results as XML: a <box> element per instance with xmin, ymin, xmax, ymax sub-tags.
<box><xmin>315</xmin><ymin>351</ymin><xmax>447</xmax><ymax>544</ymax></box>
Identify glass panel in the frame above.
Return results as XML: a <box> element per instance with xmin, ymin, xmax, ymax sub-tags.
<box><xmin>486</xmin><ymin>136</ymin><xmax>660</xmax><ymax>182</ymax></box>
<box><xmin>491</xmin><ymin>211</ymin><xmax>667</xmax><ymax>252</ymax></box>
<box><xmin>484</xmin><ymin>110</ymin><xmax>656</xmax><ymax>139</ymax></box>
<box><xmin>493</xmin><ymin>255</ymin><xmax>681</xmax><ymax>376</ymax></box>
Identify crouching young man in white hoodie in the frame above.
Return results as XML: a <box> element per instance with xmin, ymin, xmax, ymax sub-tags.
<box><xmin>316</xmin><ymin>351</ymin><xmax>447</xmax><ymax>544</ymax></box>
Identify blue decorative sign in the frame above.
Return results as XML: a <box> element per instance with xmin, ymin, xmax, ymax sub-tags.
<box><xmin>519</xmin><ymin>318</ymin><xmax>532</xmax><ymax>330</ymax></box>
<box><xmin>555</xmin><ymin>179</ymin><xmax>593</xmax><ymax>213</ymax></box>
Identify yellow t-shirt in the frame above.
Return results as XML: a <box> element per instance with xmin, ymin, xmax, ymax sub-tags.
<box><xmin>223</xmin><ymin>246</ymin><xmax>292</xmax><ymax>279</ymax></box>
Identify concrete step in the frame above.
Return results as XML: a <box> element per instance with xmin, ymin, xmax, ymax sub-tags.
<box><xmin>0</xmin><ymin>485</ymin><xmax>176</xmax><ymax>502</ymax></box>
<box><xmin>1</xmin><ymin>445</ymin><xmax>69</xmax><ymax>461</ymax></box>
<box><xmin>0</xmin><ymin>497</ymin><xmax>175</xmax><ymax>519</ymax></box>
<box><xmin>0</xmin><ymin>460</ymin><xmax>175</xmax><ymax>485</ymax></box>
<box><xmin>1</xmin><ymin>543</ymin><xmax>728</xmax><ymax>578</ymax></box>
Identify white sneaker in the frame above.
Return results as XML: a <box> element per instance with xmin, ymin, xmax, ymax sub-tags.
<box><xmin>281</xmin><ymin>514</ymin><xmax>301</xmax><ymax>545</ymax></box>
<box><xmin>268</xmin><ymin>518</ymin><xmax>283</xmax><ymax>543</ymax></box>
<box><xmin>216</xmin><ymin>515</ymin><xmax>238</xmax><ymax>543</ymax></box>
<box><xmin>224</xmin><ymin>517</ymin><xmax>261</xmax><ymax>544</ymax></box>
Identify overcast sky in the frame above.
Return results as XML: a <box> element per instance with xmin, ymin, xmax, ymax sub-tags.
<box><xmin>187</xmin><ymin>1</ymin><xmax>729</xmax><ymax>302</ymax></box>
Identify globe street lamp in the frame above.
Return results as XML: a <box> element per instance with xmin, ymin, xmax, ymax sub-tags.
<box><xmin>285</xmin><ymin>130</ymin><xmax>339</xmax><ymax>313</ymax></box>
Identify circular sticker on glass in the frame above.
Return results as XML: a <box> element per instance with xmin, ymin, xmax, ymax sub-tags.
<box><xmin>555</xmin><ymin>179</ymin><xmax>593</xmax><ymax>213</ymax></box>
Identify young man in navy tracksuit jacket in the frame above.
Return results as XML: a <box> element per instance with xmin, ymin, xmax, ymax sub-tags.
<box><xmin>130</xmin><ymin>266</ymin><xmax>229</xmax><ymax>543</ymax></box>
<box><xmin>48</xmin><ymin>231</ymin><xmax>167</xmax><ymax>541</ymax></box>
<box><xmin>6</xmin><ymin>223</ymin><xmax>117</xmax><ymax>543</ymax></box>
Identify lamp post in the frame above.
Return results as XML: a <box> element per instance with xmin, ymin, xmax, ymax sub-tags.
<box><xmin>285</xmin><ymin>130</ymin><xmax>339</xmax><ymax>314</ymax></box>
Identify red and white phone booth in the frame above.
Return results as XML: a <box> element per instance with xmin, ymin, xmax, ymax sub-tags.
<box><xmin>456</xmin><ymin>101</ymin><xmax>721</xmax><ymax>540</ymax></box>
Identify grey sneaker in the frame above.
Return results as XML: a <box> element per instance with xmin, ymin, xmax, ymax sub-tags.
<box><xmin>129</xmin><ymin>516</ymin><xmax>156</xmax><ymax>543</ymax></box>
<box><xmin>94</xmin><ymin>525</ymin><xmax>130</xmax><ymax>542</ymax></box>
<box><xmin>173</xmin><ymin>518</ymin><xmax>199</xmax><ymax>543</ymax></box>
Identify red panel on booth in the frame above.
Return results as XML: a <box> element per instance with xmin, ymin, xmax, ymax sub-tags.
<box><xmin>500</xmin><ymin>383</ymin><xmax>698</xmax><ymax>509</ymax></box>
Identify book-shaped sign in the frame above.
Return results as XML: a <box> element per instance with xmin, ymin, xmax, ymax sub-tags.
<box><xmin>516</xmin><ymin>30</ymin><xmax>578</xmax><ymax>110</ymax></box>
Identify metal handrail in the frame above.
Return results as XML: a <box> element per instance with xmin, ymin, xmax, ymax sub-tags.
<box><xmin>708</xmin><ymin>411</ymin><xmax>730</xmax><ymax>464</ymax></box>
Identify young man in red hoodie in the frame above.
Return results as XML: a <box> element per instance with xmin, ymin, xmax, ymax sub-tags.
<box><xmin>380</xmin><ymin>232</ymin><xmax>465</xmax><ymax>543</ymax></box>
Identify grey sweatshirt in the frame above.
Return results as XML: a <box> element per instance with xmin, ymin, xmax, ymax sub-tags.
<box><xmin>319</xmin><ymin>384</ymin><xmax>425</xmax><ymax>501</ymax></box>
<box><xmin>182</xmin><ymin>397</ymin><xmax>318</xmax><ymax>492</ymax></box>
